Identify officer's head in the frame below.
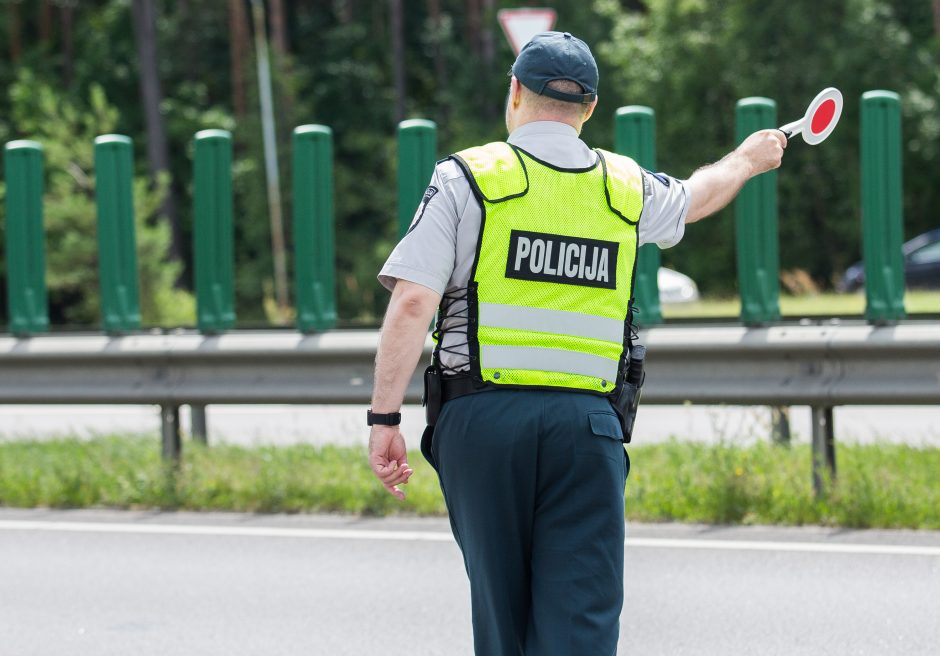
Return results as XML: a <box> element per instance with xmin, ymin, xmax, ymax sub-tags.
<box><xmin>506</xmin><ymin>31</ymin><xmax>599</xmax><ymax>134</ymax></box>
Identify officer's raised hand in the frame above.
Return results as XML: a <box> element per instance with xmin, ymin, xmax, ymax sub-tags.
<box><xmin>738</xmin><ymin>129</ymin><xmax>787</xmax><ymax>176</ymax></box>
<box><xmin>685</xmin><ymin>129</ymin><xmax>787</xmax><ymax>223</ymax></box>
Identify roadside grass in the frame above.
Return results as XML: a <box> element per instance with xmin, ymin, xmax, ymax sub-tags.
<box><xmin>0</xmin><ymin>436</ymin><xmax>937</xmax><ymax>529</ymax></box>
<box><xmin>662</xmin><ymin>290</ymin><xmax>940</xmax><ymax>320</ymax></box>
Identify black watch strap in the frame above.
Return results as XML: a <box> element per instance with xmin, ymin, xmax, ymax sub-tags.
<box><xmin>367</xmin><ymin>410</ymin><xmax>402</xmax><ymax>426</ymax></box>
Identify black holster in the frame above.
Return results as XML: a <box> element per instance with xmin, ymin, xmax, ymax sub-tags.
<box><xmin>422</xmin><ymin>365</ymin><xmax>443</xmax><ymax>427</ymax></box>
<box><xmin>612</xmin><ymin>344</ymin><xmax>646</xmax><ymax>443</ymax></box>
<box><xmin>420</xmin><ymin>365</ymin><xmax>443</xmax><ymax>470</ymax></box>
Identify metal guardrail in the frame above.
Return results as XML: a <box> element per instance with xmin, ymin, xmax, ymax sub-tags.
<box><xmin>2</xmin><ymin>323</ymin><xmax>936</xmax><ymax>405</ymax></box>
<box><xmin>1</xmin><ymin>322</ymin><xmax>937</xmax><ymax>490</ymax></box>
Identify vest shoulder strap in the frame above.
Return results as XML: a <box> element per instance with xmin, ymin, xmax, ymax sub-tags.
<box><xmin>595</xmin><ymin>149</ymin><xmax>644</xmax><ymax>225</ymax></box>
<box><xmin>452</xmin><ymin>142</ymin><xmax>529</xmax><ymax>203</ymax></box>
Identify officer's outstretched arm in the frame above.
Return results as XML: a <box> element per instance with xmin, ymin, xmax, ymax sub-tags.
<box><xmin>685</xmin><ymin>129</ymin><xmax>787</xmax><ymax>223</ymax></box>
<box><xmin>369</xmin><ymin>279</ymin><xmax>441</xmax><ymax>500</ymax></box>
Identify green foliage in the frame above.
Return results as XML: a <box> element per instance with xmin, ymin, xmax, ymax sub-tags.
<box><xmin>2</xmin><ymin>70</ymin><xmax>193</xmax><ymax>327</ymax></box>
<box><xmin>1</xmin><ymin>435</ymin><xmax>938</xmax><ymax>528</ymax></box>
<box><xmin>2</xmin><ymin>1</ymin><xmax>938</xmax><ymax>322</ymax></box>
<box><xmin>595</xmin><ymin>0</ymin><xmax>940</xmax><ymax>294</ymax></box>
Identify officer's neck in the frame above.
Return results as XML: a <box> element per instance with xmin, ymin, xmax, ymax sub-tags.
<box><xmin>508</xmin><ymin>113</ymin><xmax>584</xmax><ymax>136</ymax></box>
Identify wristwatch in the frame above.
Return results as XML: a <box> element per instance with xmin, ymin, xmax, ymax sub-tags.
<box><xmin>367</xmin><ymin>409</ymin><xmax>402</xmax><ymax>426</ymax></box>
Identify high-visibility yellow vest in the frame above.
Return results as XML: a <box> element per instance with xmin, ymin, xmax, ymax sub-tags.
<box><xmin>450</xmin><ymin>142</ymin><xmax>644</xmax><ymax>394</ymax></box>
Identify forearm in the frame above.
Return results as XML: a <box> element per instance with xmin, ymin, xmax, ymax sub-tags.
<box><xmin>684</xmin><ymin>151</ymin><xmax>752</xmax><ymax>223</ymax></box>
<box><xmin>684</xmin><ymin>129</ymin><xmax>787</xmax><ymax>224</ymax></box>
<box><xmin>371</xmin><ymin>281</ymin><xmax>441</xmax><ymax>412</ymax></box>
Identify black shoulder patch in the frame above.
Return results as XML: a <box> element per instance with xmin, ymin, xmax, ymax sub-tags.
<box><xmin>406</xmin><ymin>185</ymin><xmax>439</xmax><ymax>235</ymax></box>
<box><xmin>644</xmin><ymin>168</ymin><xmax>672</xmax><ymax>188</ymax></box>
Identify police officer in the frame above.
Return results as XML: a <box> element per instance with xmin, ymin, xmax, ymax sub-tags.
<box><xmin>368</xmin><ymin>32</ymin><xmax>785</xmax><ymax>656</ymax></box>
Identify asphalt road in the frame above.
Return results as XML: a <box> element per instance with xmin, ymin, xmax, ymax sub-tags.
<box><xmin>1</xmin><ymin>510</ymin><xmax>938</xmax><ymax>655</ymax></box>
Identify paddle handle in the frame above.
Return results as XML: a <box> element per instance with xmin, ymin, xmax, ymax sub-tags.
<box><xmin>778</xmin><ymin>118</ymin><xmax>803</xmax><ymax>138</ymax></box>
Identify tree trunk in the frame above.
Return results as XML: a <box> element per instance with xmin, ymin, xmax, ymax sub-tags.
<box><xmin>61</xmin><ymin>2</ymin><xmax>75</xmax><ymax>88</ymax></box>
<box><xmin>481</xmin><ymin>0</ymin><xmax>496</xmax><ymax>118</ymax></box>
<box><xmin>9</xmin><ymin>0</ymin><xmax>22</xmax><ymax>63</ymax></box>
<box><xmin>481</xmin><ymin>0</ymin><xmax>495</xmax><ymax>67</ymax></box>
<box><xmin>229</xmin><ymin>0</ymin><xmax>249</xmax><ymax>117</ymax></box>
<box><xmin>269</xmin><ymin>0</ymin><xmax>288</xmax><ymax>55</ymax></box>
<box><xmin>466</xmin><ymin>0</ymin><xmax>481</xmax><ymax>55</ymax></box>
<box><xmin>389</xmin><ymin>0</ymin><xmax>406</xmax><ymax>122</ymax></box>
<box><xmin>39</xmin><ymin>0</ymin><xmax>54</xmax><ymax>44</ymax></box>
<box><xmin>427</xmin><ymin>0</ymin><xmax>448</xmax><ymax>119</ymax></box>
<box><xmin>131</xmin><ymin>0</ymin><xmax>183</xmax><ymax>263</ymax></box>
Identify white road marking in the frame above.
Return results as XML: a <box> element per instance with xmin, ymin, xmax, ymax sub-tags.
<box><xmin>1</xmin><ymin>519</ymin><xmax>939</xmax><ymax>556</ymax></box>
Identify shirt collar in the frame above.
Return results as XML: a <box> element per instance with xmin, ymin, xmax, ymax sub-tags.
<box><xmin>507</xmin><ymin>121</ymin><xmax>580</xmax><ymax>143</ymax></box>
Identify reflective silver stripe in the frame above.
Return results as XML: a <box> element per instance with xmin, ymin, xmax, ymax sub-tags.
<box><xmin>481</xmin><ymin>345</ymin><xmax>619</xmax><ymax>381</ymax></box>
<box><xmin>479</xmin><ymin>303</ymin><xmax>624</xmax><ymax>344</ymax></box>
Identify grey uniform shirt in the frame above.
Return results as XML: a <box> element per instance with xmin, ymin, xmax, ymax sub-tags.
<box><xmin>379</xmin><ymin>120</ymin><xmax>691</xmax><ymax>373</ymax></box>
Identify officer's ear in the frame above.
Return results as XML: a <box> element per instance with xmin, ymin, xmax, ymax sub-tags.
<box><xmin>582</xmin><ymin>96</ymin><xmax>598</xmax><ymax>124</ymax></box>
<box><xmin>509</xmin><ymin>76</ymin><xmax>524</xmax><ymax>109</ymax></box>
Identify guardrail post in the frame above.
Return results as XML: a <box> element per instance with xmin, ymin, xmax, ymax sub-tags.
<box><xmin>3</xmin><ymin>140</ymin><xmax>49</xmax><ymax>335</ymax></box>
<box><xmin>615</xmin><ymin>106</ymin><xmax>662</xmax><ymax>326</ymax></box>
<box><xmin>161</xmin><ymin>404</ymin><xmax>182</xmax><ymax>462</ymax></box>
<box><xmin>860</xmin><ymin>91</ymin><xmax>906</xmax><ymax>323</ymax></box>
<box><xmin>734</xmin><ymin>98</ymin><xmax>780</xmax><ymax>325</ymax></box>
<box><xmin>397</xmin><ymin>119</ymin><xmax>437</xmax><ymax>238</ymax></box>
<box><xmin>811</xmin><ymin>406</ymin><xmax>836</xmax><ymax>496</ymax></box>
<box><xmin>770</xmin><ymin>406</ymin><xmax>791</xmax><ymax>446</ymax></box>
<box><xmin>190</xmin><ymin>405</ymin><xmax>208</xmax><ymax>445</ymax></box>
<box><xmin>293</xmin><ymin>125</ymin><xmax>337</xmax><ymax>333</ymax></box>
<box><xmin>94</xmin><ymin>135</ymin><xmax>141</xmax><ymax>333</ymax></box>
<box><xmin>194</xmin><ymin>129</ymin><xmax>236</xmax><ymax>333</ymax></box>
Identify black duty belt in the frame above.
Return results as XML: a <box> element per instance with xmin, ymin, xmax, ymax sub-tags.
<box><xmin>441</xmin><ymin>376</ymin><xmax>487</xmax><ymax>404</ymax></box>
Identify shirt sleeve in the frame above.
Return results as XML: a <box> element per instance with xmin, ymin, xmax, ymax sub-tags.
<box><xmin>378</xmin><ymin>160</ymin><xmax>463</xmax><ymax>294</ymax></box>
<box><xmin>637</xmin><ymin>169</ymin><xmax>691</xmax><ymax>249</ymax></box>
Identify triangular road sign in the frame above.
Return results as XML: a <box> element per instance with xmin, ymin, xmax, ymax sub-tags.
<box><xmin>497</xmin><ymin>8</ymin><xmax>558</xmax><ymax>55</ymax></box>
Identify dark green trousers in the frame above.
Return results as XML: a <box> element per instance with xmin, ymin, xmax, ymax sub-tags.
<box><xmin>425</xmin><ymin>389</ymin><xmax>629</xmax><ymax>656</ymax></box>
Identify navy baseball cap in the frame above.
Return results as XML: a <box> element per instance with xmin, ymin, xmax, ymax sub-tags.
<box><xmin>511</xmin><ymin>31</ymin><xmax>598</xmax><ymax>104</ymax></box>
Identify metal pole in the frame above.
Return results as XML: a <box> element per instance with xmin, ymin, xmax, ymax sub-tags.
<box><xmin>860</xmin><ymin>90</ymin><xmax>905</xmax><ymax>323</ymax></box>
<box><xmin>396</xmin><ymin>119</ymin><xmax>437</xmax><ymax>238</ymax></box>
<box><xmin>770</xmin><ymin>406</ymin><xmax>791</xmax><ymax>446</ymax></box>
<box><xmin>250</xmin><ymin>0</ymin><xmax>290</xmax><ymax>321</ymax></box>
<box><xmin>614</xmin><ymin>106</ymin><xmax>662</xmax><ymax>326</ymax></box>
<box><xmin>194</xmin><ymin>129</ymin><xmax>236</xmax><ymax>333</ymax></box>
<box><xmin>734</xmin><ymin>98</ymin><xmax>781</xmax><ymax>325</ymax></box>
<box><xmin>190</xmin><ymin>405</ymin><xmax>208</xmax><ymax>445</ymax></box>
<box><xmin>3</xmin><ymin>140</ymin><xmax>49</xmax><ymax>335</ymax></box>
<box><xmin>94</xmin><ymin>134</ymin><xmax>142</xmax><ymax>333</ymax></box>
<box><xmin>811</xmin><ymin>406</ymin><xmax>836</xmax><ymax>496</ymax></box>
<box><xmin>161</xmin><ymin>404</ymin><xmax>181</xmax><ymax>462</ymax></box>
<box><xmin>293</xmin><ymin>125</ymin><xmax>337</xmax><ymax>333</ymax></box>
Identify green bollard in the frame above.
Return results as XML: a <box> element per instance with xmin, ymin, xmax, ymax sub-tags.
<box><xmin>860</xmin><ymin>91</ymin><xmax>906</xmax><ymax>323</ymax></box>
<box><xmin>397</xmin><ymin>119</ymin><xmax>437</xmax><ymax>238</ymax></box>
<box><xmin>293</xmin><ymin>125</ymin><xmax>337</xmax><ymax>333</ymax></box>
<box><xmin>734</xmin><ymin>98</ymin><xmax>781</xmax><ymax>325</ymax></box>
<box><xmin>3</xmin><ymin>140</ymin><xmax>49</xmax><ymax>335</ymax></box>
<box><xmin>193</xmin><ymin>129</ymin><xmax>236</xmax><ymax>332</ymax></box>
<box><xmin>94</xmin><ymin>134</ymin><xmax>141</xmax><ymax>333</ymax></box>
<box><xmin>614</xmin><ymin>106</ymin><xmax>662</xmax><ymax>326</ymax></box>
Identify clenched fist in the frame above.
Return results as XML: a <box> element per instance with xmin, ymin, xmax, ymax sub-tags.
<box><xmin>736</xmin><ymin>129</ymin><xmax>787</xmax><ymax>178</ymax></box>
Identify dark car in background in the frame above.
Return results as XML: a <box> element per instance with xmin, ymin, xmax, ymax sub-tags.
<box><xmin>838</xmin><ymin>228</ymin><xmax>940</xmax><ymax>292</ymax></box>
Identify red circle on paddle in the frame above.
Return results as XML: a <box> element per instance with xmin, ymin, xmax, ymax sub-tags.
<box><xmin>811</xmin><ymin>99</ymin><xmax>837</xmax><ymax>134</ymax></box>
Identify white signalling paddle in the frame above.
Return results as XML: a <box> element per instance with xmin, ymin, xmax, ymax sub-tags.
<box><xmin>779</xmin><ymin>87</ymin><xmax>843</xmax><ymax>145</ymax></box>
